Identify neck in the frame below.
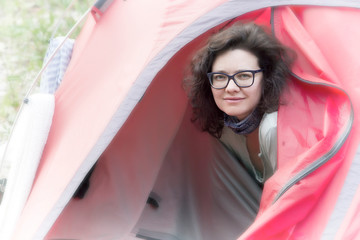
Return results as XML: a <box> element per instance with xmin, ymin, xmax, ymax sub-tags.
<box><xmin>223</xmin><ymin>108</ymin><xmax>263</xmax><ymax>135</ymax></box>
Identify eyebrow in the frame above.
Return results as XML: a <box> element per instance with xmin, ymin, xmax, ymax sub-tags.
<box><xmin>211</xmin><ymin>69</ymin><xmax>258</xmax><ymax>73</ymax></box>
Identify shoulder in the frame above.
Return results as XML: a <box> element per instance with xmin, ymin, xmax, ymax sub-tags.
<box><xmin>259</xmin><ymin>111</ymin><xmax>277</xmax><ymax>137</ymax></box>
<box><xmin>259</xmin><ymin>111</ymin><xmax>278</xmax><ymax>178</ymax></box>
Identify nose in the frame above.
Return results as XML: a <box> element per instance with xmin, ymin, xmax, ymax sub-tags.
<box><xmin>225</xmin><ymin>79</ymin><xmax>241</xmax><ymax>93</ymax></box>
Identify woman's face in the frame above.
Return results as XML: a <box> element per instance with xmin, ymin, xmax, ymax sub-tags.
<box><xmin>211</xmin><ymin>48</ymin><xmax>263</xmax><ymax>120</ymax></box>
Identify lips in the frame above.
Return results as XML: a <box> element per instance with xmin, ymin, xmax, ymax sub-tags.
<box><xmin>224</xmin><ymin>97</ymin><xmax>245</xmax><ymax>102</ymax></box>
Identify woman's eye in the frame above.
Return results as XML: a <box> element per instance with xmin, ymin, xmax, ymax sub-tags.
<box><xmin>236</xmin><ymin>72</ymin><xmax>252</xmax><ymax>80</ymax></box>
<box><xmin>213</xmin><ymin>74</ymin><xmax>227</xmax><ymax>81</ymax></box>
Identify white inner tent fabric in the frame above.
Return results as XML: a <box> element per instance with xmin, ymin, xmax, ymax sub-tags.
<box><xmin>0</xmin><ymin>94</ymin><xmax>54</xmax><ymax>240</ymax></box>
<box><xmin>6</xmin><ymin>0</ymin><xmax>360</xmax><ymax>239</ymax></box>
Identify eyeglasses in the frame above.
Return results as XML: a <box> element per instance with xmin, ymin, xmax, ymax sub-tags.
<box><xmin>207</xmin><ymin>69</ymin><xmax>263</xmax><ymax>89</ymax></box>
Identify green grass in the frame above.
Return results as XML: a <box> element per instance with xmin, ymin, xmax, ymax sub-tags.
<box><xmin>0</xmin><ymin>0</ymin><xmax>93</xmax><ymax>144</ymax></box>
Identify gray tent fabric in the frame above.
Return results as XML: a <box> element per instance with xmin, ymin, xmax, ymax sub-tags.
<box><xmin>132</xmin><ymin>107</ymin><xmax>262</xmax><ymax>240</ymax></box>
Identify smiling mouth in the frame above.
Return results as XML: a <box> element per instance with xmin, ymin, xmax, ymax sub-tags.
<box><xmin>224</xmin><ymin>97</ymin><xmax>245</xmax><ymax>101</ymax></box>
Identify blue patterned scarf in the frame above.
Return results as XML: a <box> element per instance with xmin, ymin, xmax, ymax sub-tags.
<box><xmin>224</xmin><ymin>108</ymin><xmax>263</xmax><ymax>135</ymax></box>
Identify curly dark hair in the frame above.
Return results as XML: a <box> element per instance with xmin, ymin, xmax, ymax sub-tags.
<box><xmin>184</xmin><ymin>22</ymin><xmax>294</xmax><ymax>138</ymax></box>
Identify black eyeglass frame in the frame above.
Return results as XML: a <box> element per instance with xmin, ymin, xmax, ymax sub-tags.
<box><xmin>207</xmin><ymin>69</ymin><xmax>263</xmax><ymax>89</ymax></box>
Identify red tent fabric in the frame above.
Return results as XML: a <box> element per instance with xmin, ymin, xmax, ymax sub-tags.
<box><xmin>241</xmin><ymin>6</ymin><xmax>360</xmax><ymax>239</ymax></box>
<box><xmin>8</xmin><ymin>1</ymin><xmax>360</xmax><ymax>239</ymax></box>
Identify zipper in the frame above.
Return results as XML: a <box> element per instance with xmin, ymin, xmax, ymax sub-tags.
<box><xmin>272</xmin><ymin>73</ymin><xmax>354</xmax><ymax>204</ymax></box>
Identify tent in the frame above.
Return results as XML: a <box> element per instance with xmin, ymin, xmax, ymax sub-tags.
<box><xmin>1</xmin><ymin>0</ymin><xmax>360</xmax><ymax>239</ymax></box>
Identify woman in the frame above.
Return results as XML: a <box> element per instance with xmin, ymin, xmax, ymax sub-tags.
<box><xmin>186</xmin><ymin>22</ymin><xmax>293</xmax><ymax>184</ymax></box>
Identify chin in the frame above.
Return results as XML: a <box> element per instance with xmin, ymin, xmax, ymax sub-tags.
<box><xmin>224</xmin><ymin>111</ymin><xmax>249</xmax><ymax>120</ymax></box>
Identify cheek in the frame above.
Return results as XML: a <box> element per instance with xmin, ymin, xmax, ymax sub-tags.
<box><xmin>211</xmin><ymin>89</ymin><xmax>222</xmax><ymax>106</ymax></box>
<box><xmin>242</xmin><ymin>82</ymin><xmax>262</xmax><ymax>108</ymax></box>
<box><xmin>211</xmin><ymin>88</ymin><xmax>217</xmax><ymax>100</ymax></box>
